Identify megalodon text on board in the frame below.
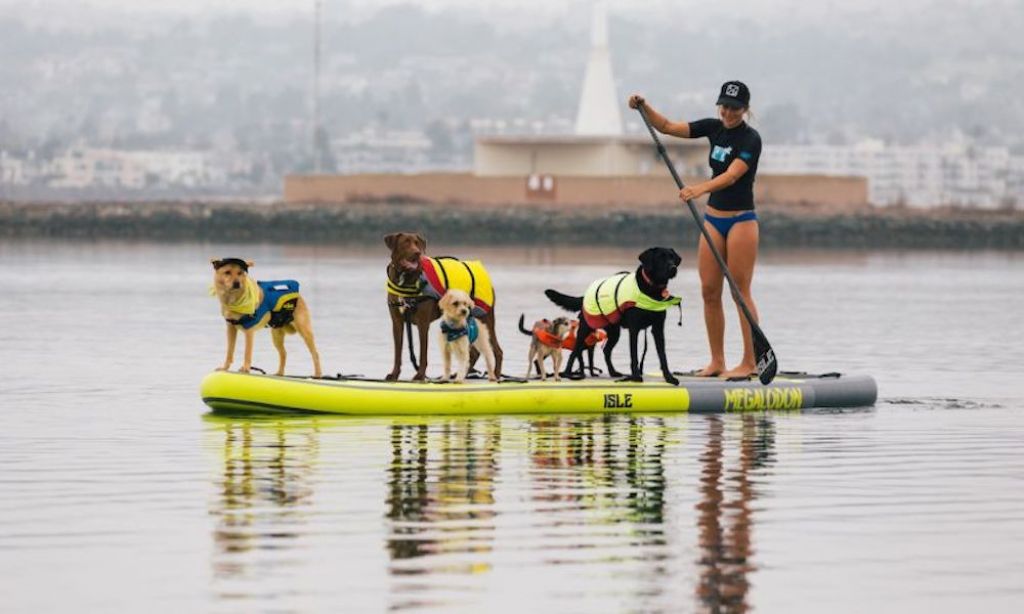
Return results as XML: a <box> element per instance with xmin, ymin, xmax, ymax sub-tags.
<box><xmin>723</xmin><ymin>387</ymin><xmax>804</xmax><ymax>411</ymax></box>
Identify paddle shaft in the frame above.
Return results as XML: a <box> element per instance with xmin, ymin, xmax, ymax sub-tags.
<box><xmin>636</xmin><ymin>104</ymin><xmax>777</xmax><ymax>383</ymax></box>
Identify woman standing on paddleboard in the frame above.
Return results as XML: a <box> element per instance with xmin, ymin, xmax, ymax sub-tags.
<box><xmin>628</xmin><ymin>81</ymin><xmax>763</xmax><ymax>379</ymax></box>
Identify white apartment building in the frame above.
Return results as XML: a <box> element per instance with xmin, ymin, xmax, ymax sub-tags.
<box><xmin>50</xmin><ymin>148</ymin><xmax>146</xmax><ymax>189</ymax></box>
<box><xmin>332</xmin><ymin>127</ymin><xmax>434</xmax><ymax>174</ymax></box>
<box><xmin>0</xmin><ymin>151</ymin><xmax>26</xmax><ymax>185</ymax></box>
<box><xmin>49</xmin><ymin>148</ymin><xmax>214</xmax><ymax>189</ymax></box>
<box><xmin>761</xmin><ymin>139</ymin><xmax>1021</xmax><ymax>209</ymax></box>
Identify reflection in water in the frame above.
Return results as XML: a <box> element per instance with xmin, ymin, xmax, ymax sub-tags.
<box><xmin>527</xmin><ymin>416</ymin><xmax>669</xmax><ymax>530</ymax></box>
<box><xmin>383</xmin><ymin>414</ymin><xmax>678</xmax><ymax>610</ymax></box>
<box><xmin>382</xmin><ymin>416</ymin><xmax>678</xmax><ymax>588</ymax></box>
<box><xmin>209</xmin><ymin>418</ymin><xmax>319</xmax><ymax>581</ymax></box>
<box><xmin>386</xmin><ymin>419</ymin><xmax>501</xmax><ymax>575</ymax></box>
<box><xmin>696</xmin><ymin>416</ymin><xmax>776</xmax><ymax>614</ymax></box>
<box><xmin>202</xmin><ymin>413</ymin><xmax>781</xmax><ymax>611</ymax></box>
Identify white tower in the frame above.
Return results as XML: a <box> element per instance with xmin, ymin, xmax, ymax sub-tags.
<box><xmin>574</xmin><ymin>2</ymin><xmax>623</xmax><ymax>136</ymax></box>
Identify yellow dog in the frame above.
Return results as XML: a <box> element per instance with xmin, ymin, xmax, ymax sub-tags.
<box><xmin>210</xmin><ymin>258</ymin><xmax>322</xmax><ymax>377</ymax></box>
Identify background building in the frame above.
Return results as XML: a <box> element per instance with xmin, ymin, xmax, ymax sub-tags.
<box><xmin>285</xmin><ymin>4</ymin><xmax>866</xmax><ymax>209</ymax></box>
<box><xmin>762</xmin><ymin>140</ymin><xmax>1022</xmax><ymax>209</ymax></box>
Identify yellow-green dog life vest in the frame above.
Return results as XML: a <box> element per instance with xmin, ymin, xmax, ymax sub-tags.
<box><xmin>582</xmin><ymin>272</ymin><xmax>680</xmax><ymax>329</ymax></box>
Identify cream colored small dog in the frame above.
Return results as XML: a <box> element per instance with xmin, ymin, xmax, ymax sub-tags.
<box><xmin>437</xmin><ymin>289</ymin><xmax>497</xmax><ymax>383</ymax></box>
<box><xmin>210</xmin><ymin>258</ymin><xmax>322</xmax><ymax>377</ymax></box>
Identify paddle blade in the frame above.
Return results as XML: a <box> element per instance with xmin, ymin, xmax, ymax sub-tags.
<box><xmin>752</xmin><ymin>324</ymin><xmax>777</xmax><ymax>385</ymax></box>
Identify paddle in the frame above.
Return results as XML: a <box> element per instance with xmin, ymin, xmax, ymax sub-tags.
<box><xmin>636</xmin><ymin>105</ymin><xmax>778</xmax><ymax>385</ymax></box>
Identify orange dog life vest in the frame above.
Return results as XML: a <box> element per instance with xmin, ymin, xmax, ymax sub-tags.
<box><xmin>562</xmin><ymin>321</ymin><xmax>607</xmax><ymax>350</ymax></box>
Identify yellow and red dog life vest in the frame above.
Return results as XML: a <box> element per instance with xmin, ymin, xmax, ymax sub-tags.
<box><xmin>419</xmin><ymin>256</ymin><xmax>495</xmax><ymax>316</ymax></box>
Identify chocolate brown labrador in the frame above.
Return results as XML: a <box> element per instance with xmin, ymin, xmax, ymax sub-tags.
<box><xmin>384</xmin><ymin>232</ymin><xmax>503</xmax><ymax>381</ymax></box>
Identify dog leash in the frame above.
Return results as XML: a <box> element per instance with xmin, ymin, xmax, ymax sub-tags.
<box><xmin>403</xmin><ymin>310</ymin><xmax>420</xmax><ymax>372</ymax></box>
<box><xmin>639</xmin><ymin>332</ymin><xmax>648</xmax><ymax>374</ymax></box>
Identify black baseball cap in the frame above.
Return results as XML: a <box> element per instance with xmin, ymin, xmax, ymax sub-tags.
<box><xmin>716</xmin><ymin>80</ymin><xmax>750</xmax><ymax>108</ymax></box>
<box><xmin>212</xmin><ymin>257</ymin><xmax>249</xmax><ymax>271</ymax></box>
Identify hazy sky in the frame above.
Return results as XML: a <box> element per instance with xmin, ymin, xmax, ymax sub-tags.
<box><xmin>3</xmin><ymin>0</ymin><xmax>1016</xmax><ymax>37</ymax></box>
<box><xmin>0</xmin><ymin>0</ymin><xmax>963</xmax><ymax>21</ymax></box>
<box><xmin>0</xmin><ymin>0</ymin><xmax>983</xmax><ymax>39</ymax></box>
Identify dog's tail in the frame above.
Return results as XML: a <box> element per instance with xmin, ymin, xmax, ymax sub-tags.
<box><xmin>518</xmin><ymin>313</ymin><xmax>534</xmax><ymax>336</ymax></box>
<box><xmin>516</xmin><ymin>315</ymin><xmax>532</xmax><ymax>337</ymax></box>
<box><xmin>545</xmin><ymin>289</ymin><xmax>583</xmax><ymax>313</ymax></box>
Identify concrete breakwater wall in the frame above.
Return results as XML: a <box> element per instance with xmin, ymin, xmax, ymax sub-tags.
<box><xmin>1</xmin><ymin>201</ymin><xmax>1022</xmax><ymax>249</ymax></box>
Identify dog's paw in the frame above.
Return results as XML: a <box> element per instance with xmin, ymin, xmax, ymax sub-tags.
<box><xmin>608</xmin><ymin>368</ymin><xmax>624</xmax><ymax>378</ymax></box>
<box><xmin>616</xmin><ymin>374</ymin><xmax>643</xmax><ymax>383</ymax></box>
<box><xmin>664</xmin><ymin>374</ymin><xmax>680</xmax><ymax>386</ymax></box>
<box><xmin>385</xmin><ymin>371</ymin><xmax>400</xmax><ymax>381</ymax></box>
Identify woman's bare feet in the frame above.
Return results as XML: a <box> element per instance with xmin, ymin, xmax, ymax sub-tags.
<box><xmin>720</xmin><ymin>364</ymin><xmax>756</xmax><ymax>379</ymax></box>
<box><xmin>694</xmin><ymin>362</ymin><xmax>724</xmax><ymax>377</ymax></box>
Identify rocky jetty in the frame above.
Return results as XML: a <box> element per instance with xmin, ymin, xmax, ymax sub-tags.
<box><xmin>2</xmin><ymin>200</ymin><xmax>1021</xmax><ymax>249</ymax></box>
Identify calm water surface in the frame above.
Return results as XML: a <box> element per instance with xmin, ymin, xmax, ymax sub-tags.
<box><xmin>1</xmin><ymin>240</ymin><xmax>1022</xmax><ymax>613</ymax></box>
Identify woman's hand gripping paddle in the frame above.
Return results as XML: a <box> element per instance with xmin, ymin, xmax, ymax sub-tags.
<box><xmin>635</xmin><ymin>105</ymin><xmax>778</xmax><ymax>385</ymax></box>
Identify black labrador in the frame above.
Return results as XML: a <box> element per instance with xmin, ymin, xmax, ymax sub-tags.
<box><xmin>545</xmin><ymin>247</ymin><xmax>681</xmax><ymax>385</ymax></box>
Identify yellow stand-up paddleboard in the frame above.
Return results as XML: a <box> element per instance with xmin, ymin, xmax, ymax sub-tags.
<box><xmin>200</xmin><ymin>371</ymin><xmax>877</xmax><ymax>416</ymax></box>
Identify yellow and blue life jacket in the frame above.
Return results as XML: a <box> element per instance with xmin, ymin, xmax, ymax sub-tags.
<box><xmin>230</xmin><ymin>280</ymin><xmax>301</xmax><ymax>330</ymax></box>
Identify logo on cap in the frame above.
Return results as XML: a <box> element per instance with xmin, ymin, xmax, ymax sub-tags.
<box><xmin>726</xmin><ymin>83</ymin><xmax>740</xmax><ymax>97</ymax></box>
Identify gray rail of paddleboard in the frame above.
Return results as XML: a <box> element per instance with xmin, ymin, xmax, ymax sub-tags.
<box><xmin>681</xmin><ymin>372</ymin><xmax>878</xmax><ymax>414</ymax></box>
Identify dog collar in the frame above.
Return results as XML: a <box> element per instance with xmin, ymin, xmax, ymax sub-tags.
<box><xmin>640</xmin><ymin>268</ymin><xmax>673</xmax><ymax>300</ymax></box>
<box><xmin>640</xmin><ymin>268</ymin><xmax>665</xmax><ymax>291</ymax></box>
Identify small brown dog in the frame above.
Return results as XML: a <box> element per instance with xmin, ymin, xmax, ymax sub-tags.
<box><xmin>521</xmin><ymin>316</ymin><xmax>572</xmax><ymax>381</ymax></box>
<box><xmin>437</xmin><ymin>289</ymin><xmax>497</xmax><ymax>383</ymax></box>
<box><xmin>210</xmin><ymin>258</ymin><xmax>322</xmax><ymax>377</ymax></box>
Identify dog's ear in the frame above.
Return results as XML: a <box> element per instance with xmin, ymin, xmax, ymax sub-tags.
<box><xmin>639</xmin><ymin>247</ymin><xmax>658</xmax><ymax>270</ymax></box>
<box><xmin>413</xmin><ymin>232</ymin><xmax>426</xmax><ymax>253</ymax></box>
<box><xmin>246</xmin><ymin>260</ymin><xmax>255</xmax><ymax>269</ymax></box>
<box><xmin>210</xmin><ymin>258</ymin><xmax>221</xmax><ymax>269</ymax></box>
<box><xmin>438</xmin><ymin>291</ymin><xmax>453</xmax><ymax>311</ymax></box>
<box><xmin>384</xmin><ymin>232</ymin><xmax>402</xmax><ymax>251</ymax></box>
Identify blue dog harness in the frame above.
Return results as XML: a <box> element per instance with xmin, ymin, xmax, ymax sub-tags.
<box><xmin>440</xmin><ymin>317</ymin><xmax>479</xmax><ymax>344</ymax></box>
<box><xmin>229</xmin><ymin>280</ymin><xmax>301</xmax><ymax>330</ymax></box>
